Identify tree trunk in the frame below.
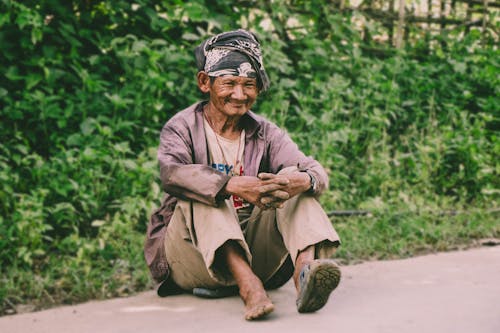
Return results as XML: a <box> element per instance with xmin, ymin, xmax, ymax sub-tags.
<box><xmin>395</xmin><ymin>0</ymin><xmax>406</xmax><ymax>48</ymax></box>
<box><xmin>465</xmin><ymin>1</ymin><xmax>473</xmax><ymax>33</ymax></box>
<box><xmin>389</xmin><ymin>0</ymin><xmax>396</xmax><ymax>46</ymax></box>
<box><xmin>482</xmin><ymin>0</ymin><xmax>489</xmax><ymax>45</ymax></box>
<box><xmin>440</xmin><ymin>0</ymin><xmax>447</xmax><ymax>31</ymax></box>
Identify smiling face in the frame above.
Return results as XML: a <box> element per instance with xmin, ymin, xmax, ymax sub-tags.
<box><xmin>198</xmin><ymin>73</ymin><xmax>259</xmax><ymax>119</ymax></box>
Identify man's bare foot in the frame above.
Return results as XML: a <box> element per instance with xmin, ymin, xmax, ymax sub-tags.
<box><xmin>239</xmin><ymin>281</ymin><xmax>274</xmax><ymax>320</ymax></box>
<box><xmin>220</xmin><ymin>240</ymin><xmax>275</xmax><ymax>320</ymax></box>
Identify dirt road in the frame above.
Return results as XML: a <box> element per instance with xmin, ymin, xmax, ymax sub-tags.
<box><xmin>1</xmin><ymin>246</ymin><xmax>499</xmax><ymax>333</ymax></box>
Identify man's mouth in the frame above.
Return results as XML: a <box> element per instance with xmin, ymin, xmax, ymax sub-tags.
<box><xmin>226</xmin><ymin>101</ymin><xmax>247</xmax><ymax>108</ymax></box>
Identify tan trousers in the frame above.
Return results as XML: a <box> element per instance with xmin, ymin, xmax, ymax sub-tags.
<box><xmin>164</xmin><ymin>170</ymin><xmax>340</xmax><ymax>290</ymax></box>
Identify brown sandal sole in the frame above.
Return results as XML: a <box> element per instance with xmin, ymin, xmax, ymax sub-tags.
<box><xmin>296</xmin><ymin>259</ymin><xmax>341</xmax><ymax>313</ymax></box>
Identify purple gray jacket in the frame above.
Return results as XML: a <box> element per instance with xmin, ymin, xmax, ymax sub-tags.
<box><xmin>144</xmin><ymin>101</ymin><xmax>329</xmax><ymax>295</ymax></box>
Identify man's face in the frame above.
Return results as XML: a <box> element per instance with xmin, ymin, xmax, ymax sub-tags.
<box><xmin>208</xmin><ymin>76</ymin><xmax>259</xmax><ymax>118</ymax></box>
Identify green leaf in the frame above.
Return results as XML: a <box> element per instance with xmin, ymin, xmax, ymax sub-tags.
<box><xmin>5</xmin><ymin>66</ymin><xmax>23</xmax><ymax>81</ymax></box>
<box><xmin>122</xmin><ymin>159</ymin><xmax>138</xmax><ymax>170</ymax></box>
<box><xmin>67</xmin><ymin>133</ymin><xmax>83</xmax><ymax>146</ymax></box>
<box><xmin>25</xmin><ymin>74</ymin><xmax>42</xmax><ymax>90</ymax></box>
<box><xmin>0</xmin><ymin>12</ymin><xmax>11</xmax><ymax>26</ymax></box>
<box><xmin>182</xmin><ymin>32</ymin><xmax>199</xmax><ymax>41</ymax></box>
<box><xmin>80</xmin><ymin>118</ymin><xmax>96</xmax><ymax>136</ymax></box>
<box><xmin>91</xmin><ymin>220</ymin><xmax>106</xmax><ymax>227</ymax></box>
<box><xmin>183</xmin><ymin>2</ymin><xmax>207</xmax><ymax>22</ymax></box>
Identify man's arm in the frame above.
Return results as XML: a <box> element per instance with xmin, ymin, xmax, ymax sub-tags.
<box><xmin>158</xmin><ymin>121</ymin><xmax>231</xmax><ymax>206</ymax></box>
<box><xmin>265</xmin><ymin>123</ymin><xmax>329</xmax><ymax>196</ymax></box>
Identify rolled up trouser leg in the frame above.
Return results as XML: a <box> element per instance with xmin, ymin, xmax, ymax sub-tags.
<box><xmin>164</xmin><ymin>199</ymin><xmax>251</xmax><ymax>290</ymax></box>
<box><xmin>276</xmin><ymin>191</ymin><xmax>340</xmax><ymax>262</ymax></box>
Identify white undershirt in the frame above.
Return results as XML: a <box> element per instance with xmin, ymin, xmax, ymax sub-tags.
<box><xmin>203</xmin><ymin>117</ymin><xmax>252</xmax><ymax>219</ymax></box>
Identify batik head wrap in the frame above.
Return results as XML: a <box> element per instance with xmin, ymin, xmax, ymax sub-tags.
<box><xmin>194</xmin><ymin>29</ymin><xmax>270</xmax><ymax>92</ymax></box>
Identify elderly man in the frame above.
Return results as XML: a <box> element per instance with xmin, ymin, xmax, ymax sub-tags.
<box><xmin>144</xmin><ymin>29</ymin><xmax>341</xmax><ymax>320</ymax></box>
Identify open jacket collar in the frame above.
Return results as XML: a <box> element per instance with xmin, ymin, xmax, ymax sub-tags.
<box><xmin>193</xmin><ymin>101</ymin><xmax>265</xmax><ymax>177</ymax></box>
<box><xmin>193</xmin><ymin>101</ymin><xmax>263</xmax><ymax>139</ymax></box>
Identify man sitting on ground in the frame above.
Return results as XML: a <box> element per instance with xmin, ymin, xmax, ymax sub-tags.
<box><xmin>144</xmin><ymin>29</ymin><xmax>341</xmax><ymax>320</ymax></box>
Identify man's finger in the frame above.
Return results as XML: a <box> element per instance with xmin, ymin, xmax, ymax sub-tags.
<box><xmin>259</xmin><ymin>173</ymin><xmax>290</xmax><ymax>185</ymax></box>
<box><xmin>259</xmin><ymin>183</ymin><xmax>287</xmax><ymax>194</ymax></box>
<box><xmin>260</xmin><ymin>197</ymin><xmax>285</xmax><ymax>208</ymax></box>
<box><xmin>261</xmin><ymin>191</ymin><xmax>289</xmax><ymax>203</ymax></box>
<box><xmin>258</xmin><ymin>172</ymin><xmax>275</xmax><ymax>180</ymax></box>
<box><xmin>269</xmin><ymin>190</ymin><xmax>289</xmax><ymax>200</ymax></box>
<box><xmin>262</xmin><ymin>178</ymin><xmax>289</xmax><ymax>186</ymax></box>
<box><xmin>260</xmin><ymin>196</ymin><xmax>275</xmax><ymax>205</ymax></box>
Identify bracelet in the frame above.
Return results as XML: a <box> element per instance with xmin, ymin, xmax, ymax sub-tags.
<box><xmin>300</xmin><ymin>169</ymin><xmax>317</xmax><ymax>194</ymax></box>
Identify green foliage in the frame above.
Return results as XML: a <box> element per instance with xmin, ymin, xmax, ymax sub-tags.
<box><xmin>334</xmin><ymin>209</ymin><xmax>500</xmax><ymax>264</ymax></box>
<box><xmin>0</xmin><ymin>0</ymin><xmax>498</xmax><ymax>314</ymax></box>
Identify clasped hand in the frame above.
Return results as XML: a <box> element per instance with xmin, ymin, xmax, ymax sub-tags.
<box><xmin>224</xmin><ymin>172</ymin><xmax>310</xmax><ymax>210</ymax></box>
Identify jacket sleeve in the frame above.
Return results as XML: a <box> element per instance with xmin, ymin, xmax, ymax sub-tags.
<box><xmin>157</xmin><ymin>120</ymin><xmax>230</xmax><ymax>206</ymax></box>
<box><xmin>265</xmin><ymin>122</ymin><xmax>329</xmax><ymax>196</ymax></box>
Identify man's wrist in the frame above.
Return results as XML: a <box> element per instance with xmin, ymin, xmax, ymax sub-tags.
<box><xmin>223</xmin><ymin>177</ymin><xmax>235</xmax><ymax>196</ymax></box>
<box><xmin>300</xmin><ymin>170</ymin><xmax>317</xmax><ymax>194</ymax></box>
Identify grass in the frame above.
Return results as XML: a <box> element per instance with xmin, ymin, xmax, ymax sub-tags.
<box><xmin>1</xmin><ymin>231</ymin><xmax>152</xmax><ymax>315</ymax></box>
<box><xmin>333</xmin><ymin>208</ymin><xmax>500</xmax><ymax>265</ymax></box>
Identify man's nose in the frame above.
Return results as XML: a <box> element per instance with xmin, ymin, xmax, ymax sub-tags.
<box><xmin>231</xmin><ymin>84</ymin><xmax>245</xmax><ymax>99</ymax></box>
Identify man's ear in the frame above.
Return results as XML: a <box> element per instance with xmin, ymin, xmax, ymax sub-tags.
<box><xmin>197</xmin><ymin>71</ymin><xmax>211</xmax><ymax>93</ymax></box>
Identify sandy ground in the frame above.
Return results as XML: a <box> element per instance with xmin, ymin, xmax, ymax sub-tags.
<box><xmin>1</xmin><ymin>246</ymin><xmax>499</xmax><ymax>333</ymax></box>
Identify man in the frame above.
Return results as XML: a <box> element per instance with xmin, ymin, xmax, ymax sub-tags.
<box><xmin>144</xmin><ymin>29</ymin><xmax>341</xmax><ymax>321</ymax></box>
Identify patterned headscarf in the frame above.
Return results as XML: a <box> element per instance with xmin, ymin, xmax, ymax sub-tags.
<box><xmin>194</xmin><ymin>29</ymin><xmax>270</xmax><ymax>92</ymax></box>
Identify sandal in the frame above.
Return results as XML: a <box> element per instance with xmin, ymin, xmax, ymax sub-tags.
<box><xmin>296</xmin><ymin>259</ymin><xmax>341</xmax><ymax>313</ymax></box>
<box><xmin>192</xmin><ymin>286</ymin><xmax>239</xmax><ymax>299</ymax></box>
